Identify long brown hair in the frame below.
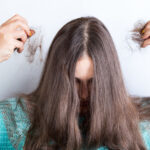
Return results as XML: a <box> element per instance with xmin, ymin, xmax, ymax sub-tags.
<box><xmin>23</xmin><ymin>17</ymin><xmax>146</xmax><ymax>150</ymax></box>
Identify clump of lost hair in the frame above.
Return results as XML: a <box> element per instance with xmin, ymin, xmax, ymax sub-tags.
<box><xmin>128</xmin><ymin>20</ymin><xmax>146</xmax><ymax>50</ymax></box>
<box><xmin>24</xmin><ymin>26</ymin><xmax>44</xmax><ymax>63</ymax></box>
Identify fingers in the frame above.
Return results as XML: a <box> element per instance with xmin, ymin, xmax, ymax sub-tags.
<box><xmin>13</xmin><ymin>39</ymin><xmax>24</xmax><ymax>53</ymax></box>
<box><xmin>142</xmin><ymin>29</ymin><xmax>150</xmax><ymax>40</ymax></box>
<box><xmin>0</xmin><ymin>14</ymin><xmax>34</xmax><ymax>62</ymax></box>
<box><xmin>1</xmin><ymin>14</ymin><xmax>30</xmax><ymax>36</ymax></box>
<box><xmin>13</xmin><ymin>30</ymin><xmax>28</xmax><ymax>43</ymax></box>
<box><xmin>12</xmin><ymin>20</ymin><xmax>30</xmax><ymax>36</ymax></box>
<box><xmin>11</xmin><ymin>14</ymin><xmax>28</xmax><ymax>25</ymax></box>
<box><xmin>140</xmin><ymin>21</ymin><xmax>150</xmax><ymax>48</ymax></box>
<box><xmin>5</xmin><ymin>14</ymin><xmax>28</xmax><ymax>27</ymax></box>
<box><xmin>141</xmin><ymin>21</ymin><xmax>150</xmax><ymax>40</ymax></box>
<box><xmin>142</xmin><ymin>39</ymin><xmax>150</xmax><ymax>48</ymax></box>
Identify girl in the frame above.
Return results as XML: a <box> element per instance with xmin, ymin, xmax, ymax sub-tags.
<box><xmin>0</xmin><ymin>15</ymin><xmax>150</xmax><ymax>150</ymax></box>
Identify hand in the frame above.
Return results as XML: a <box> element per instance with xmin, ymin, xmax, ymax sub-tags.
<box><xmin>0</xmin><ymin>14</ymin><xmax>33</xmax><ymax>63</ymax></box>
<box><xmin>141</xmin><ymin>21</ymin><xmax>150</xmax><ymax>48</ymax></box>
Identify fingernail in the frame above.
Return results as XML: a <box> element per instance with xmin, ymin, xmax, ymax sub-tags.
<box><xmin>141</xmin><ymin>29</ymin><xmax>145</xmax><ymax>34</ymax></box>
<box><xmin>29</xmin><ymin>29</ymin><xmax>35</xmax><ymax>37</ymax></box>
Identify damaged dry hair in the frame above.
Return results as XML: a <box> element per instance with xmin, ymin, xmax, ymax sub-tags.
<box><xmin>24</xmin><ymin>27</ymin><xmax>43</xmax><ymax>63</ymax></box>
<box><xmin>129</xmin><ymin>20</ymin><xmax>146</xmax><ymax>49</ymax></box>
<box><xmin>131</xmin><ymin>20</ymin><xmax>145</xmax><ymax>45</ymax></box>
<box><xmin>22</xmin><ymin>17</ymin><xmax>148</xmax><ymax>150</ymax></box>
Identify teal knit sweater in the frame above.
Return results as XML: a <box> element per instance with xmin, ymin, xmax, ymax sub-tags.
<box><xmin>0</xmin><ymin>98</ymin><xmax>150</xmax><ymax>150</ymax></box>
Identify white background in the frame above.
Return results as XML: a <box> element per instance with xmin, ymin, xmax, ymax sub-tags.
<box><xmin>0</xmin><ymin>0</ymin><xmax>150</xmax><ymax>100</ymax></box>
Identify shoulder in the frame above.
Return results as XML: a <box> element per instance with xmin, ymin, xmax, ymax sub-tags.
<box><xmin>0</xmin><ymin>110</ymin><xmax>16</xmax><ymax>149</ymax></box>
<box><xmin>0</xmin><ymin>97</ymin><xmax>18</xmax><ymax>108</ymax></box>
<box><xmin>0</xmin><ymin>97</ymin><xmax>28</xmax><ymax>122</ymax></box>
<box><xmin>0</xmin><ymin>97</ymin><xmax>18</xmax><ymax>106</ymax></box>
<box><xmin>0</xmin><ymin>97</ymin><xmax>28</xmax><ymax>117</ymax></box>
<box><xmin>139</xmin><ymin>121</ymin><xmax>150</xmax><ymax>149</ymax></box>
<box><xmin>0</xmin><ymin>97</ymin><xmax>30</xmax><ymax>150</ymax></box>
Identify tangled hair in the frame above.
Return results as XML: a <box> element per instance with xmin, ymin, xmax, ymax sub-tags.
<box><xmin>127</xmin><ymin>20</ymin><xmax>146</xmax><ymax>51</ymax></box>
<box><xmin>22</xmin><ymin>17</ymin><xmax>147</xmax><ymax>150</ymax></box>
<box><xmin>131</xmin><ymin>20</ymin><xmax>145</xmax><ymax>46</ymax></box>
